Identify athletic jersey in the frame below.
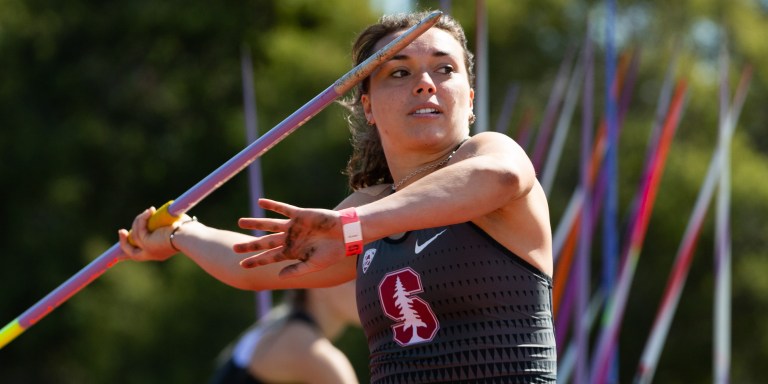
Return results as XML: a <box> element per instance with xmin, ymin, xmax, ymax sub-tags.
<box><xmin>356</xmin><ymin>222</ymin><xmax>557</xmax><ymax>383</ymax></box>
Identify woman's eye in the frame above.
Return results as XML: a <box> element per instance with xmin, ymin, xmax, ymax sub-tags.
<box><xmin>437</xmin><ymin>65</ymin><xmax>455</xmax><ymax>74</ymax></box>
<box><xmin>391</xmin><ymin>69</ymin><xmax>410</xmax><ymax>78</ymax></box>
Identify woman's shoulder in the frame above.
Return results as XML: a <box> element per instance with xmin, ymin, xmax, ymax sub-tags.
<box><xmin>467</xmin><ymin>131</ymin><xmax>521</xmax><ymax>148</ymax></box>
<box><xmin>458</xmin><ymin>131</ymin><xmax>529</xmax><ymax>162</ymax></box>
<box><xmin>355</xmin><ymin>183</ymin><xmax>391</xmax><ymax>197</ymax></box>
<box><xmin>336</xmin><ymin>184</ymin><xmax>391</xmax><ymax>209</ymax></box>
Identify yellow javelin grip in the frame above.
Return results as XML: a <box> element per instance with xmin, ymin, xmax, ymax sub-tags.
<box><xmin>0</xmin><ymin>320</ymin><xmax>24</xmax><ymax>349</ymax></box>
<box><xmin>127</xmin><ymin>200</ymin><xmax>182</xmax><ymax>246</ymax></box>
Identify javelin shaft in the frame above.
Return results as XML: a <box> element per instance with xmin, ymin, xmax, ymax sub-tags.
<box><xmin>169</xmin><ymin>10</ymin><xmax>442</xmax><ymax>216</ymax></box>
<box><xmin>0</xmin><ymin>11</ymin><xmax>443</xmax><ymax>350</ymax></box>
<box><xmin>0</xmin><ymin>244</ymin><xmax>126</xmax><ymax>348</ymax></box>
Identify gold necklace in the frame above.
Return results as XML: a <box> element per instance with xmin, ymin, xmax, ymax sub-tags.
<box><xmin>390</xmin><ymin>138</ymin><xmax>469</xmax><ymax>192</ymax></box>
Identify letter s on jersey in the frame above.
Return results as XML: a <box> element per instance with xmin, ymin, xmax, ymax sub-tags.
<box><xmin>378</xmin><ymin>267</ymin><xmax>439</xmax><ymax>346</ymax></box>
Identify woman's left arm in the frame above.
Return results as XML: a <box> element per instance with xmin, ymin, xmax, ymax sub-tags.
<box><xmin>356</xmin><ymin>131</ymin><xmax>537</xmax><ymax>240</ymax></box>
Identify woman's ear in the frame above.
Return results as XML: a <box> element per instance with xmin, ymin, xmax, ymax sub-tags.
<box><xmin>361</xmin><ymin>94</ymin><xmax>375</xmax><ymax>125</ymax></box>
<box><xmin>469</xmin><ymin>88</ymin><xmax>475</xmax><ymax>109</ymax></box>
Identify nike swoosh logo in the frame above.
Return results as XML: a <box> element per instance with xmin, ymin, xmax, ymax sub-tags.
<box><xmin>415</xmin><ymin>229</ymin><xmax>447</xmax><ymax>254</ymax></box>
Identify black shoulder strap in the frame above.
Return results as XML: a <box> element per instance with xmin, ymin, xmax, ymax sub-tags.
<box><xmin>287</xmin><ymin>310</ymin><xmax>319</xmax><ymax>330</ymax></box>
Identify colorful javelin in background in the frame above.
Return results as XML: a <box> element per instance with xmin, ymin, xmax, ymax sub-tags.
<box><xmin>634</xmin><ymin>62</ymin><xmax>751</xmax><ymax>384</ymax></box>
<box><xmin>240</xmin><ymin>45</ymin><xmax>271</xmax><ymax>319</ymax></box>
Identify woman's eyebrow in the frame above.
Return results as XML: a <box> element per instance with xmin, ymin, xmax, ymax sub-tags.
<box><xmin>387</xmin><ymin>50</ymin><xmax>451</xmax><ymax>62</ymax></box>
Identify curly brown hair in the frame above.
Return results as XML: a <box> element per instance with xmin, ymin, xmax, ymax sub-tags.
<box><xmin>340</xmin><ymin>11</ymin><xmax>475</xmax><ymax>190</ymax></box>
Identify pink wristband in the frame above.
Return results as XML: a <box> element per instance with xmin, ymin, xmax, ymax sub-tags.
<box><xmin>339</xmin><ymin>207</ymin><xmax>363</xmax><ymax>256</ymax></box>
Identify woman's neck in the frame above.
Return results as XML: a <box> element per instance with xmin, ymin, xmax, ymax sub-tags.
<box><xmin>390</xmin><ymin>136</ymin><xmax>470</xmax><ymax>192</ymax></box>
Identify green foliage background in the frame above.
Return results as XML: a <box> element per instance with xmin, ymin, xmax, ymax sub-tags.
<box><xmin>1</xmin><ymin>0</ymin><xmax>767</xmax><ymax>382</ymax></box>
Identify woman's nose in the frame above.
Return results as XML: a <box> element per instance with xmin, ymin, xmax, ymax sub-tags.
<box><xmin>413</xmin><ymin>73</ymin><xmax>436</xmax><ymax>95</ymax></box>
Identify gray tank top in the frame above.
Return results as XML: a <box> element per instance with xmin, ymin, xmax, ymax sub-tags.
<box><xmin>356</xmin><ymin>222</ymin><xmax>557</xmax><ymax>383</ymax></box>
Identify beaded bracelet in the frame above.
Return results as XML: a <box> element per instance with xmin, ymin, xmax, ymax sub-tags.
<box><xmin>169</xmin><ymin>216</ymin><xmax>197</xmax><ymax>252</ymax></box>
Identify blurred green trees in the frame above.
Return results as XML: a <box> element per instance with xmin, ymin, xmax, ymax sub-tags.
<box><xmin>1</xmin><ymin>0</ymin><xmax>767</xmax><ymax>382</ymax></box>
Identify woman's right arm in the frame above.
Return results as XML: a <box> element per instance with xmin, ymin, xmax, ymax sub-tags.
<box><xmin>118</xmin><ymin>207</ymin><xmax>355</xmax><ymax>291</ymax></box>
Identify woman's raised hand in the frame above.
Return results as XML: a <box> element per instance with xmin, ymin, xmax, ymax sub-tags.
<box><xmin>235</xmin><ymin>199</ymin><xmax>349</xmax><ymax>279</ymax></box>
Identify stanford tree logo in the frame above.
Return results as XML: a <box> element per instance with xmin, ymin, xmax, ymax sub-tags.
<box><xmin>378</xmin><ymin>267</ymin><xmax>439</xmax><ymax>346</ymax></box>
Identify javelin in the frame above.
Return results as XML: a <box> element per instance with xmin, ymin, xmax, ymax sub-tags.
<box><xmin>0</xmin><ymin>10</ymin><xmax>443</xmax><ymax>350</ymax></box>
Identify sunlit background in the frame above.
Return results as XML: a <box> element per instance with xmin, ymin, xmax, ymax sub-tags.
<box><xmin>1</xmin><ymin>0</ymin><xmax>767</xmax><ymax>382</ymax></box>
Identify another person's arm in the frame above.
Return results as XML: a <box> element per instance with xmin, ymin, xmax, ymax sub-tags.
<box><xmin>248</xmin><ymin>323</ymin><xmax>360</xmax><ymax>384</ymax></box>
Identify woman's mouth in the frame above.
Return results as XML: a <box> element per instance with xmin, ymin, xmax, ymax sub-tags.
<box><xmin>412</xmin><ymin>108</ymin><xmax>441</xmax><ymax>115</ymax></box>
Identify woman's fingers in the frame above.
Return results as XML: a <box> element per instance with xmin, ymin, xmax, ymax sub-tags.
<box><xmin>237</xmin><ymin>199</ymin><xmax>342</xmax><ymax>278</ymax></box>
<box><xmin>118</xmin><ymin>229</ymin><xmax>138</xmax><ymax>256</ymax></box>
<box><xmin>277</xmin><ymin>261</ymin><xmax>321</xmax><ymax>279</ymax></box>
<box><xmin>135</xmin><ymin>207</ymin><xmax>153</xmax><ymax>231</ymax></box>
<box><xmin>239</xmin><ymin>246</ymin><xmax>286</xmax><ymax>268</ymax></box>
<box><xmin>119</xmin><ymin>226</ymin><xmax>150</xmax><ymax>261</ymax></box>
<box><xmin>241</xmin><ymin>251</ymin><xmax>325</xmax><ymax>279</ymax></box>
<box><xmin>237</xmin><ymin>217</ymin><xmax>288</xmax><ymax>232</ymax></box>
<box><xmin>258</xmin><ymin>198</ymin><xmax>298</xmax><ymax>218</ymax></box>
<box><xmin>233</xmin><ymin>232</ymin><xmax>286</xmax><ymax>254</ymax></box>
<box><xmin>128</xmin><ymin>207</ymin><xmax>154</xmax><ymax>246</ymax></box>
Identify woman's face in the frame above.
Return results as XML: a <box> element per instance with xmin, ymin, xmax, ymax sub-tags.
<box><xmin>361</xmin><ymin>27</ymin><xmax>474</xmax><ymax>152</ymax></box>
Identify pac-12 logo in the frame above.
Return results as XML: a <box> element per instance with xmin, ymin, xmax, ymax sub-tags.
<box><xmin>378</xmin><ymin>267</ymin><xmax>439</xmax><ymax>346</ymax></box>
<box><xmin>362</xmin><ymin>248</ymin><xmax>376</xmax><ymax>274</ymax></box>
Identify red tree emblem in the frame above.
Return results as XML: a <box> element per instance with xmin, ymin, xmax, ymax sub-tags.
<box><xmin>378</xmin><ymin>267</ymin><xmax>439</xmax><ymax>346</ymax></box>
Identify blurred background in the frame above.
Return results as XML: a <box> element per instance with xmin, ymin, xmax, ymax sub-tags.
<box><xmin>1</xmin><ymin>0</ymin><xmax>767</xmax><ymax>382</ymax></box>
